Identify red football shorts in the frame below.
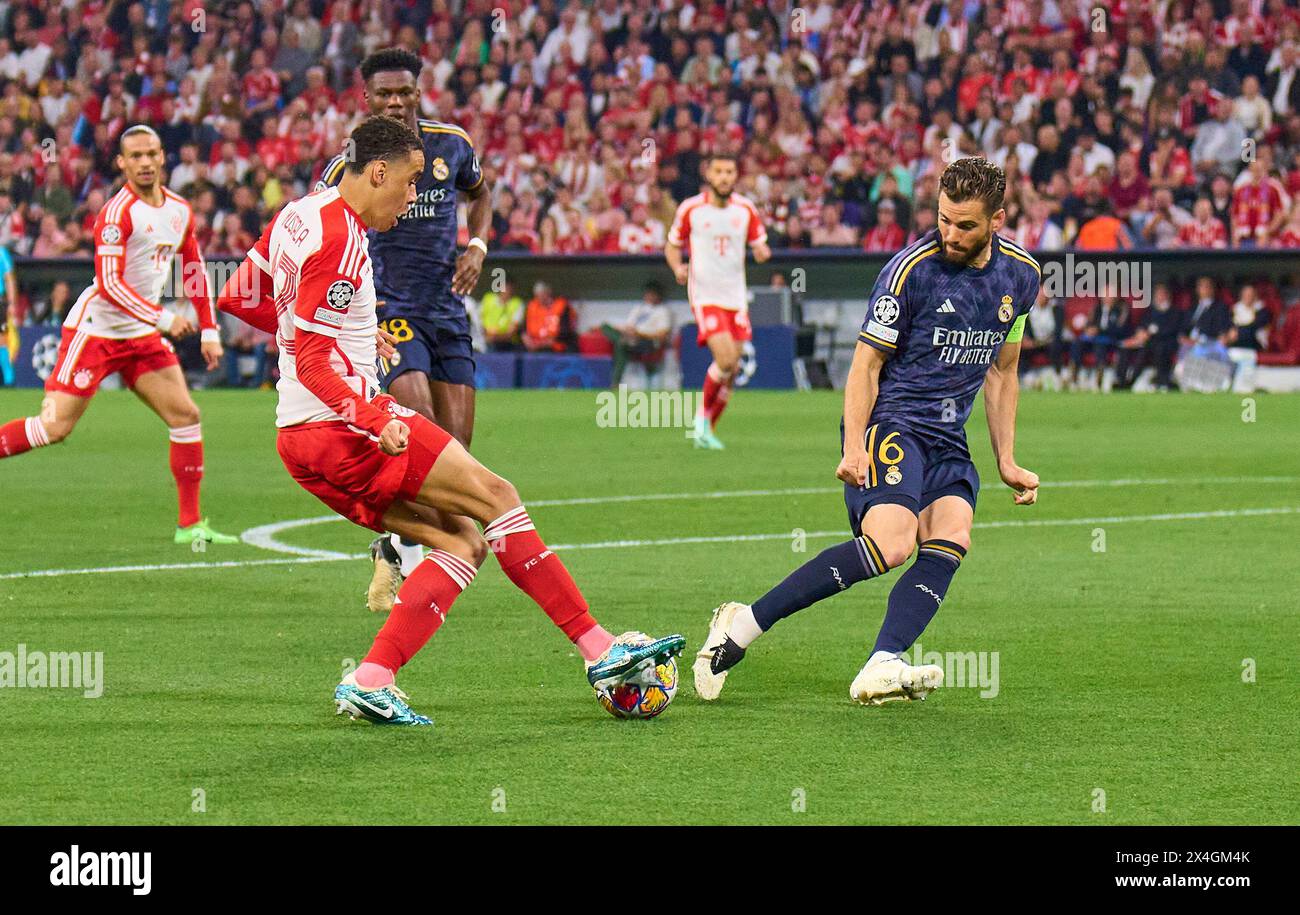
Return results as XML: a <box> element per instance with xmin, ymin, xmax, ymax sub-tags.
<box><xmin>276</xmin><ymin>397</ymin><xmax>453</xmax><ymax>532</ymax></box>
<box><xmin>694</xmin><ymin>305</ymin><xmax>752</xmax><ymax>347</ymax></box>
<box><xmin>45</xmin><ymin>328</ymin><xmax>180</xmax><ymax>396</ymax></box>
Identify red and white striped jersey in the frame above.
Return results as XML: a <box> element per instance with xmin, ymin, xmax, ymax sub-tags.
<box><xmin>251</xmin><ymin>186</ymin><xmax>381</xmax><ymax>429</ymax></box>
<box><xmin>66</xmin><ymin>185</ymin><xmax>214</xmax><ymax>339</ymax></box>
<box><xmin>667</xmin><ymin>191</ymin><xmax>766</xmax><ymax>312</ymax></box>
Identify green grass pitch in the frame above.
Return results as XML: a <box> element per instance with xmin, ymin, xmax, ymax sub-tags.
<box><xmin>1</xmin><ymin>387</ymin><xmax>1297</xmax><ymax>825</ymax></box>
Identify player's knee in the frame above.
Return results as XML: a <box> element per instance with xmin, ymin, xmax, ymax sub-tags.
<box><xmin>715</xmin><ymin>353</ymin><xmax>739</xmax><ymax>376</ymax></box>
<box><xmin>43</xmin><ymin>417</ymin><xmax>74</xmax><ymax>444</ymax></box>
<box><xmin>878</xmin><ymin>538</ymin><xmax>916</xmax><ymax>570</ymax></box>
<box><xmin>944</xmin><ymin>531</ymin><xmax>972</xmax><ymax>554</ymax></box>
<box><xmin>480</xmin><ymin>472</ymin><xmax>520</xmax><ymax>518</ymax></box>
<box><xmin>464</xmin><ymin>534</ymin><xmax>490</xmax><ymax>568</ymax></box>
<box><xmin>173</xmin><ymin>403</ymin><xmax>201</xmax><ymax>427</ymax></box>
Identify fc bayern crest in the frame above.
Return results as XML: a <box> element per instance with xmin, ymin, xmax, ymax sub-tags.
<box><xmin>326</xmin><ymin>280</ymin><xmax>355</xmax><ymax>310</ymax></box>
<box><xmin>100</xmin><ymin>224</ymin><xmax>121</xmax><ymax>244</ymax></box>
<box><xmin>873</xmin><ymin>295</ymin><xmax>900</xmax><ymax>325</ymax></box>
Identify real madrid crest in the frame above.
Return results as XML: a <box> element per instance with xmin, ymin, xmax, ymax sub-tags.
<box><xmin>998</xmin><ymin>294</ymin><xmax>1014</xmax><ymax>323</ymax></box>
<box><xmin>431</xmin><ymin>157</ymin><xmax>450</xmax><ymax>181</ymax></box>
<box><xmin>885</xmin><ymin>465</ymin><xmax>902</xmax><ymax>485</ymax></box>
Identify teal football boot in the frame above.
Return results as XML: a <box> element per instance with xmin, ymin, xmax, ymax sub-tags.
<box><xmin>334</xmin><ymin>673</ymin><xmax>432</xmax><ymax>726</ymax></box>
<box><xmin>586</xmin><ymin>631</ymin><xmax>687</xmax><ymax>693</ymax></box>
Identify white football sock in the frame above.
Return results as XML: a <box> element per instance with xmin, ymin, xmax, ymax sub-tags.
<box><xmin>728</xmin><ymin>605</ymin><xmax>765</xmax><ymax>649</ymax></box>
<box><xmin>390</xmin><ymin>533</ymin><xmax>425</xmax><ymax>578</ymax></box>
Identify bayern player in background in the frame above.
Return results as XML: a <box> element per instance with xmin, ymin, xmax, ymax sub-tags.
<box><xmin>316</xmin><ymin>48</ymin><xmax>494</xmax><ymax>615</ymax></box>
<box><xmin>694</xmin><ymin>158</ymin><xmax>1041</xmax><ymax>707</ymax></box>
<box><xmin>0</xmin><ymin>125</ymin><xmax>236</xmax><ymax>545</ymax></box>
<box><xmin>666</xmin><ymin>152</ymin><xmax>771</xmax><ymax>450</ymax></box>
<box><xmin>220</xmin><ymin>116</ymin><xmax>683</xmax><ymax>726</ymax></box>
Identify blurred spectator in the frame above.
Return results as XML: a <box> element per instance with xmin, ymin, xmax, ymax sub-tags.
<box><xmin>1013</xmin><ymin>196</ymin><xmax>1065</xmax><ymax>251</ymax></box>
<box><xmin>481</xmin><ymin>275</ymin><xmax>526</xmax><ymax>352</ymax></box>
<box><xmin>1176</xmin><ymin>197</ymin><xmax>1230</xmax><ymax>248</ymax></box>
<box><xmin>1185</xmin><ymin>277</ymin><xmax>1235</xmax><ymax>347</ymax></box>
<box><xmin>523</xmin><ymin>281</ymin><xmax>577</xmax><ymax>353</ymax></box>
<box><xmin>617</xmin><ymin>203</ymin><xmax>666</xmax><ymax>253</ymax></box>
<box><xmin>811</xmin><ymin>202</ymin><xmax>858</xmax><ymax>247</ymax></box>
<box><xmin>1141</xmin><ymin>188</ymin><xmax>1193</xmax><ymax>249</ymax></box>
<box><xmin>1117</xmin><ymin>283</ymin><xmax>1183</xmax><ymax>391</ymax></box>
<box><xmin>1226</xmin><ymin>284</ymin><xmax>1271</xmax><ymax>391</ymax></box>
<box><xmin>1192</xmin><ymin>100</ymin><xmax>1248</xmax><ymax>178</ymax></box>
<box><xmin>1075</xmin><ymin>201</ymin><xmax>1134</xmax><ymax>250</ymax></box>
<box><xmin>1231</xmin><ymin>159</ymin><xmax>1291</xmax><ymax>245</ymax></box>
<box><xmin>28</xmin><ymin>278</ymin><xmax>70</xmax><ymax>326</ymax></box>
<box><xmin>862</xmin><ymin>198</ymin><xmax>905</xmax><ymax>252</ymax></box>
<box><xmin>1069</xmin><ymin>293</ymin><xmax>1132</xmax><ymax>389</ymax></box>
<box><xmin>600</xmin><ymin>280</ymin><xmax>672</xmax><ymax>385</ymax></box>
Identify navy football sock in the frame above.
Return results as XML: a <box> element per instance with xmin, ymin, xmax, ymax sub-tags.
<box><xmin>752</xmin><ymin>535</ymin><xmax>891</xmax><ymax>631</ymax></box>
<box><xmin>873</xmin><ymin>539</ymin><xmax>966</xmax><ymax>654</ymax></box>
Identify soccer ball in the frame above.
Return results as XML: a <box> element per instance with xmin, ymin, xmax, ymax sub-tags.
<box><xmin>594</xmin><ymin>636</ymin><xmax>679</xmax><ymax>720</ymax></box>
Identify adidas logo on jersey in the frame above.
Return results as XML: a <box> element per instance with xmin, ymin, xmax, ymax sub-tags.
<box><xmin>937</xmin><ymin>299</ymin><xmax>957</xmax><ymax>314</ymax></box>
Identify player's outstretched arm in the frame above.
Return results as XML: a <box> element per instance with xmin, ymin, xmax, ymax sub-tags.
<box><xmin>836</xmin><ymin>341</ymin><xmax>886</xmax><ymax>486</ymax></box>
<box><xmin>215</xmin><ymin>256</ymin><xmax>278</xmax><ymax>335</ymax></box>
<box><xmin>984</xmin><ymin>339</ymin><xmax>1039</xmax><ymax>505</ymax></box>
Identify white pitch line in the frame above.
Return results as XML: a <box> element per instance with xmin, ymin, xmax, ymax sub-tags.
<box><xmin>239</xmin><ymin>515</ymin><xmax>354</xmax><ymax>559</ymax></box>
<box><xmin>554</xmin><ymin>505</ymin><xmax>1300</xmax><ymax>549</ymax></box>
<box><xmin>238</xmin><ymin>476</ymin><xmax>1300</xmax><ymax>556</ymax></box>
<box><xmin>530</xmin><ymin>475</ymin><xmax>1299</xmax><ymax>506</ymax></box>
<box><xmin>3</xmin><ymin>504</ymin><xmax>1298</xmax><ymax>580</ymax></box>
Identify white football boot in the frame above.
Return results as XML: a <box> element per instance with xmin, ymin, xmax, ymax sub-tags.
<box><xmin>693</xmin><ymin>601</ymin><xmax>748</xmax><ymax>700</ymax></box>
<box><xmin>850</xmin><ymin>650</ymin><xmax>944</xmax><ymax>706</ymax></box>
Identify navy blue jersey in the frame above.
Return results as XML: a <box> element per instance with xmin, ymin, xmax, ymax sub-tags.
<box><xmin>317</xmin><ymin>118</ymin><xmax>482</xmax><ymax>319</ymax></box>
<box><xmin>858</xmin><ymin>231</ymin><xmax>1041</xmax><ymax>457</ymax></box>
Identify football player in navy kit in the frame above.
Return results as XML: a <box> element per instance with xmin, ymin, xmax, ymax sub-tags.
<box><xmin>318</xmin><ymin>48</ymin><xmax>493</xmax><ymax>611</ymax></box>
<box><xmin>694</xmin><ymin>158</ymin><xmax>1043</xmax><ymax>707</ymax></box>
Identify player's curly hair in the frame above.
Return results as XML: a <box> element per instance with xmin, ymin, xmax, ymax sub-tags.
<box><xmin>344</xmin><ymin>116</ymin><xmax>423</xmax><ymax>174</ymax></box>
<box><xmin>939</xmin><ymin>157</ymin><xmax>1006</xmax><ymax>217</ymax></box>
<box><xmin>360</xmin><ymin>48</ymin><xmax>423</xmax><ymax>82</ymax></box>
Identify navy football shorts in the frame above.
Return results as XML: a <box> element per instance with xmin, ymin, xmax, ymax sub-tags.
<box><xmin>376</xmin><ymin>308</ymin><xmax>476</xmax><ymax>389</ymax></box>
<box><xmin>842</xmin><ymin>419</ymin><xmax>980</xmax><ymax>535</ymax></box>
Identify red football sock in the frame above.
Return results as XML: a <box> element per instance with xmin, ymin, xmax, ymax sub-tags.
<box><xmin>362</xmin><ymin>549</ymin><xmax>476</xmax><ymax>675</ymax></box>
<box><xmin>0</xmin><ymin>417</ymin><xmax>50</xmax><ymax>458</ymax></box>
<box><xmin>708</xmin><ymin>378</ymin><xmax>734</xmax><ymax>429</ymax></box>
<box><xmin>483</xmin><ymin>507</ymin><xmax>600</xmax><ymax>646</ymax></box>
<box><xmin>699</xmin><ymin>363</ymin><xmax>725</xmax><ymax>420</ymax></box>
<box><xmin>168</xmin><ymin>424</ymin><xmax>204</xmax><ymax>528</ymax></box>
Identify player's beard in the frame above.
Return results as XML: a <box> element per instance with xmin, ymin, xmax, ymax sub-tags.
<box><xmin>940</xmin><ymin>226</ymin><xmax>992</xmax><ymax>266</ymax></box>
<box><xmin>707</xmin><ymin>180</ymin><xmax>733</xmax><ymax>202</ymax></box>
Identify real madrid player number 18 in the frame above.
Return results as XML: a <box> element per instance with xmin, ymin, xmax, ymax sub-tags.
<box><xmin>315</xmin><ymin>48</ymin><xmax>493</xmax><ymax>612</ymax></box>
<box><xmin>693</xmin><ymin>158</ymin><xmax>1044</xmax><ymax>707</ymax></box>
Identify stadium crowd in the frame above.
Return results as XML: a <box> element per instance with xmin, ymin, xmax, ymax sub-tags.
<box><xmin>0</xmin><ymin>0</ymin><xmax>1298</xmax><ymax>257</ymax></box>
<box><xmin>1</xmin><ymin>0</ymin><xmax>1300</xmax><ymax>386</ymax></box>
